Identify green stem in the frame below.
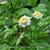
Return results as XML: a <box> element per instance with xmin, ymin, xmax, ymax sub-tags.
<box><xmin>16</xmin><ymin>32</ymin><xmax>25</xmax><ymax>46</ymax></box>
<box><xmin>7</xmin><ymin>0</ymin><xmax>14</xmax><ymax>12</ymax></box>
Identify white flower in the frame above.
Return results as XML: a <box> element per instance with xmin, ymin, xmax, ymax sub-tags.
<box><xmin>0</xmin><ymin>1</ymin><xmax>7</xmax><ymax>4</ymax></box>
<box><xmin>18</xmin><ymin>15</ymin><xmax>31</xmax><ymax>28</ymax></box>
<box><xmin>32</xmin><ymin>11</ymin><xmax>43</xmax><ymax>19</ymax></box>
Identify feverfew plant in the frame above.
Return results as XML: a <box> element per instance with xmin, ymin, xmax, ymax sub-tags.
<box><xmin>0</xmin><ymin>0</ymin><xmax>50</xmax><ymax>50</ymax></box>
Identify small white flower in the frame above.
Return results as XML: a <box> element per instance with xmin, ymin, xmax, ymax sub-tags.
<box><xmin>32</xmin><ymin>11</ymin><xmax>43</xmax><ymax>19</ymax></box>
<box><xmin>0</xmin><ymin>1</ymin><xmax>7</xmax><ymax>4</ymax></box>
<box><xmin>18</xmin><ymin>15</ymin><xmax>31</xmax><ymax>28</ymax></box>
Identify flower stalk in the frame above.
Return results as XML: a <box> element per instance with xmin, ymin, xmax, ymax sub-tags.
<box><xmin>16</xmin><ymin>32</ymin><xmax>25</xmax><ymax>46</ymax></box>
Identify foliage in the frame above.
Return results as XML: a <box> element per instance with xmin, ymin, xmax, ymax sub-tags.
<box><xmin>0</xmin><ymin>0</ymin><xmax>50</xmax><ymax>50</ymax></box>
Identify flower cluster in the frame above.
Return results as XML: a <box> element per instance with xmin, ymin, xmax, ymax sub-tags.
<box><xmin>18</xmin><ymin>11</ymin><xmax>43</xmax><ymax>28</ymax></box>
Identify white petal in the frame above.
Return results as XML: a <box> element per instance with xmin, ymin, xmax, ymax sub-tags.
<box><xmin>26</xmin><ymin>22</ymin><xmax>31</xmax><ymax>25</ymax></box>
<box><xmin>26</xmin><ymin>16</ymin><xmax>30</xmax><ymax>20</ymax></box>
<box><xmin>21</xmin><ymin>24</ymin><xmax>26</xmax><ymax>27</ymax></box>
<box><xmin>33</xmin><ymin>16</ymin><xmax>42</xmax><ymax>19</ymax></box>
<box><xmin>24</xmin><ymin>15</ymin><xmax>30</xmax><ymax>19</ymax></box>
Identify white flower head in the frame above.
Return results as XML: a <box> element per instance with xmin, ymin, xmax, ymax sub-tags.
<box><xmin>32</xmin><ymin>11</ymin><xmax>43</xmax><ymax>19</ymax></box>
<box><xmin>18</xmin><ymin>15</ymin><xmax>31</xmax><ymax>28</ymax></box>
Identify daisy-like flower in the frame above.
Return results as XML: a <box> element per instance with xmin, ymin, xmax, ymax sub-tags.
<box><xmin>18</xmin><ymin>15</ymin><xmax>31</xmax><ymax>28</ymax></box>
<box><xmin>32</xmin><ymin>11</ymin><xmax>43</xmax><ymax>19</ymax></box>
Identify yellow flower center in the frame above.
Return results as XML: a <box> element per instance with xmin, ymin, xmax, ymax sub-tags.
<box><xmin>20</xmin><ymin>16</ymin><xmax>28</xmax><ymax>24</ymax></box>
<box><xmin>35</xmin><ymin>11</ymin><xmax>42</xmax><ymax>16</ymax></box>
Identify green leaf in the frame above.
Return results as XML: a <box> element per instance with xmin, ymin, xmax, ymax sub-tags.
<box><xmin>3</xmin><ymin>28</ymin><xmax>15</xmax><ymax>39</ymax></box>
<box><xmin>13</xmin><ymin>25</ymin><xmax>18</xmax><ymax>32</ymax></box>
<box><xmin>16</xmin><ymin>8</ymin><xmax>32</xmax><ymax>16</ymax></box>
<box><xmin>16</xmin><ymin>32</ymin><xmax>25</xmax><ymax>46</ymax></box>
<box><xmin>0</xmin><ymin>44</ymin><xmax>10</xmax><ymax>50</ymax></box>
<box><xmin>33</xmin><ymin>4</ymin><xmax>47</xmax><ymax>13</ymax></box>
<box><xmin>0</xmin><ymin>0</ymin><xmax>7</xmax><ymax>4</ymax></box>
<box><xmin>40</xmin><ymin>0</ymin><xmax>48</xmax><ymax>4</ymax></box>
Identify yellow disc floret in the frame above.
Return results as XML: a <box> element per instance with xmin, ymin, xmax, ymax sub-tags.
<box><xmin>35</xmin><ymin>11</ymin><xmax>42</xmax><ymax>16</ymax></box>
<box><xmin>20</xmin><ymin>16</ymin><xmax>28</xmax><ymax>24</ymax></box>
